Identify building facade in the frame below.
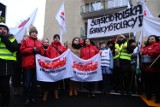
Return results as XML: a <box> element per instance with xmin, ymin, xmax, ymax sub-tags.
<box><xmin>44</xmin><ymin>0</ymin><xmax>160</xmax><ymax>44</ymax></box>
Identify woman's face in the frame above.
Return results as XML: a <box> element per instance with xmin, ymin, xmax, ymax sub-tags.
<box><xmin>73</xmin><ymin>38</ymin><xmax>80</xmax><ymax>45</ymax></box>
<box><xmin>85</xmin><ymin>39</ymin><xmax>90</xmax><ymax>45</ymax></box>
<box><xmin>148</xmin><ymin>36</ymin><xmax>156</xmax><ymax>44</ymax></box>
<box><xmin>54</xmin><ymin>36</ymin><xmax>60</xmax><ymax>42</ymax></box>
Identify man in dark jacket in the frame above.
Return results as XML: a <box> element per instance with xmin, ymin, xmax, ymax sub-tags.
<box><xmin>0</xmin><ymin>22</ymin><xmax>19</xmax><ymax>107</ymax></box>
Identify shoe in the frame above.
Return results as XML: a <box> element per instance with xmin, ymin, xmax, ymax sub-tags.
<box><xmin>31</xmin><ymin>98</ymin><xmax>35</xmax><ymax>103</ymax></box>
<box><xmin>25</xmin><ymin>99</ymin><xmax>30</xmax><ymax>106</ymax></box>
<box><xmin>88</xmin><ymin>92</ymin><xmax>91</xmax><ymax>98</ymax></box>
<box><xmin>146</xmin><ymin>96</ymin><xmax>152</xmax><ymax>100</ymax></box>
<box><xmin>54</xmin><ymin>90</ymin><xmax>59</xmax><ymax>99</ymax></box>
<box><xmin>42</xmin><ymin>92</ymin><xmax>48</xmax><ymax>101</ymax></box>
<box><xmin>14</xmin><ymin>88</ymin><xmax>20</xmax><ymax>96</ymax></box>
<box><xmin>69</xmin><ymin>90</ymin><xmax>73</xmax><ymax>96</ymax></box>
<box><xmin>155</xmin><ymin>99</ymin><xmax>160</xmax><ymax>103</ymax></box>
<box><xmin>74</xmin><ymin>89</ymin><xmax>78</xmax><ymax>96</ymax></box>
<box><xmin>91</xmin><ymin>93</ymin><xmax>95</xmax><ymax>98</ymax></box>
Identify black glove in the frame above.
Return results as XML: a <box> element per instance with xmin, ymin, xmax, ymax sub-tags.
<box><xmin>33</xmin><ymin>48</ymin><xmax>41</xmax><ymax>54</ymax></box>
<box><xmin>0</xmin><ymin>33</ymin><xmax>6</xmax><ymax>38</ymax></box>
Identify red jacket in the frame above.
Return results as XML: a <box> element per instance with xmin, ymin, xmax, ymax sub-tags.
<box><xmin>141</xmin><ymin>42</ymin><xmax>160</xmax><ymax>72</ymax></box>
<box><xmin>20</xmin><ymin>36</ymin><xmax>44</xmax><ymax>69</ymax></box>
<box><xmin>142</xmin><ymin>42</ymin><xmax>160</xmax><ymax>57</ymax></box>
<box><xmin>80</xmin><ymin>44</ymin><xmax>99</xmax><ymax>60</ymax></box>
<box><xmin>44</xmin><ymin>45</ymin><xmax>60</xmax><ymax>58</ymax></box>
<box><xmin>51</xmin><ymin>41</ymin><xmax>66</xmax><ymax>55</ymax></box>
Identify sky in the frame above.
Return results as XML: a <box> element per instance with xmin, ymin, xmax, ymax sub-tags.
<box><xmin>0</xmin><ymin>0</ymin><xmax>45</xmax><ymax>39</ymax></box>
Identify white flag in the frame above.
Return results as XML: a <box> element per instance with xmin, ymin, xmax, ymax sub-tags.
<box><xmin>142</xmin><ymin>2</ymin><xmax>153</xmax><ymax>17</ymax></box>
<box><xmin>56</xmin><ymin>2</ymin><xmax>66</xmax><ymax>36</ymax></box>
<box><xmin>143</xmin><ymin>16</ymin><xmax>160</xmax><ymax>37</ymax></box>
<box><xmin>9</xmin><ymin>8</ymin><xmax>38</xmax><ymax>43</ymax></box>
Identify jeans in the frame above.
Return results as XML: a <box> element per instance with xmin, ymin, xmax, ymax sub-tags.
<box><xmin>23</xmin><ymin>68</ymin><xmax>37</xmax><ymax>99</ymax></box>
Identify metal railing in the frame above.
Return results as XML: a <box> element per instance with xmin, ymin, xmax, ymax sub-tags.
<box><xmin>80</xmin><ymin>0</ymin><xmax>129</xmax><ymax>14</ymax></box>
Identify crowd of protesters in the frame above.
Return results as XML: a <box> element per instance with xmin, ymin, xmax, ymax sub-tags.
<box><xmin>0</xmin><ymin>23</ymin><xmax>160</xmax><ymax>107</ymax></box>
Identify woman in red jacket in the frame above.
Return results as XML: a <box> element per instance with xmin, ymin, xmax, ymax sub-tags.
<box><xmin>141</xmin><ymin>35</ymin><xmax>160</xmax><ymax>103</ymax></box>
<box><xmin>80</xmin><ymin>38</ymin><xmax>99</xmax><ymax>97</ymax></box>
<box><xmin>50</xmin><ymin>34</ymin><xmax>67</xmax><ymax>99</ymax></box>
<box><xmin>20</xmin><ymin>26</ymin><xmax>44</xmax><ymax>105</ymax></box>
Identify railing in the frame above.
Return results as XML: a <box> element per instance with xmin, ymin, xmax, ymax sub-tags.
<box><xmin>80</xmin><ymin>0</ymin><xmax>129</xmax><ymax>14</ymax></box>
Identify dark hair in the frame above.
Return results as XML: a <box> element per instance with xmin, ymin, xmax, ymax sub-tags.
<box><xmin>146</xmin><ymin>35</ymin><xmax>159</xmax><ymax>46</ymax></box>
<box><xmin>107</xmin><ymin>40</ymin><xmax>115</xmax><ymax>46</ymax></box>
<box><xmin>53</xmin><ymin>34</ymin><xmax>60</xmax><ymax>39</ymax></box>
<box><xmin>99</xmin><ymin>41</ymin><xmax>105</xmax><ymax>46</ymax></box>
<box><xmin>83</xmin><ymin>38</ymin><xmax>95</xmax><ymax>47</ymax></box>
<box><xmin>72</xmin><ymin>37</ymin><xmax>80</xmax><ymax>44</ymax></box>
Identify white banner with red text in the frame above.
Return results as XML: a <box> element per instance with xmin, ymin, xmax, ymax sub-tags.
<box><xmin>36</xmin><ymin>49</ymin><xmax>102</xmax><ymax>82</ymax></box>
<box><xmin>70</xmin><ymin>52</ymin><xmax>102</xmax><ymax>82</ymax></box>
<box><xmin>36</xmin><ymin>49</ymin><xmax>73</xmax><ymax>82</ymax></box>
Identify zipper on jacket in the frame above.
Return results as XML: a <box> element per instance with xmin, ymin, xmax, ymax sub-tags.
<box><xmin>6</xmin><ymin>60</ymin><xmax>8</xmax><ymax>76</ymax></box>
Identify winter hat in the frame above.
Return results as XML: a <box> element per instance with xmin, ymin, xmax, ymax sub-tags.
<box><xmin>0</xmin><ymin>22</ymin><xmax>9</xmax><ymax>32</ymax></box>
<box><xmin>119</xmin><ymin>34</ymin><xmax>125</xmax><ymax>39</ymax></box>
<box><xmin>29</xmin><ymin>26</ymin><xmax>38</xmax><ymax>35</ymax></box>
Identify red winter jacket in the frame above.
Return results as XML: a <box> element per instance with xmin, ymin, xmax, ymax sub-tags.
<box><xmin>80</xmin><ymin>44</ymin><xmax>99</xmax><ymax>60</ymax></box>
<box><xmin>51</xmin><ymin>41</ymin><xmax>66</xmax><ymax>55</ymax></box>
<box><xmin>142</xmin><ymin>42</ymin><xmax>160</xmax><ymax>57</ymax></box>
<box><xmin>141</xmin><ymin>42</ymin><xmax>160</xmax><ymax>72</ymax></box>
<box><xmin>44</xmin><ymin>45</ymin><xmax>60</xmax><ymax>58</ymax></box>
<box><xmin>20</xmin><ymin>36</ymin><xmax>44</xmax><ymax>69</ymax></box>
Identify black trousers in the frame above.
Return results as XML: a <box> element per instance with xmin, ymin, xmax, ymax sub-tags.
<box><xmin>0</xmin><ymin>76</ymin><xmax>11</xmax><ymax>107</ymax></box>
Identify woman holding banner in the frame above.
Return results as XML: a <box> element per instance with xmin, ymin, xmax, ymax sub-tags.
<box><xmin>80</xmin><ymin>38</ymin><xmax>99</xmax><ymax>97</ymax></box>
<box><xmin>67</xmin><ymin>37</ymin><xmax>82</xmax><ymax>96</ymax></box>
<box><xmin>140</xmin><ymin>35</ymin><xmax>160</xmax><ymax>103</ymax></box>
<box><xmin>51</xmin><ymin>34</ymin><xmax>67</xmax><ymax>99</ymax></box>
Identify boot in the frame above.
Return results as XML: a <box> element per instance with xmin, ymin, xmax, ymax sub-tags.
<box><xmin>54</xmin><ymin>89</ymin><xmax>59</xmax><ymax>99</ymax></box>
<box><xmin>14</xmin><ymin>87</ymin><xmax>20</xmax><ymax>96</ymax></box>
<box><xmin>42</xmin><ymin>91</ymin><xmax>48</xmax><ymax>101</ymax></box>
<box><xmin>74</xmin><ymin>88</ymin><xmax>78</xmax><ymax>96</ymax></box>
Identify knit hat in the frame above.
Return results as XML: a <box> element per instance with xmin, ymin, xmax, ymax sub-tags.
<box><xmin>119</xmin><ymin>34</ymin><xmax>125</xmax><ymax>39</ymax></box>
<box><xmin>29</xmin><ymin>26</ymin><xmax>38</xmax><ymax>35</ymax></box>
<box><xmin>0</xmin><ymin>22</ymin><xmax>9</xmax><ymax>32</ymax></box>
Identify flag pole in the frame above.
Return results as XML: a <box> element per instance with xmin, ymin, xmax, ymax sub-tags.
<box><xmin>149</xmin><ymin>54</ymin><xmax>160</xmax><ymax>68</ymax></box>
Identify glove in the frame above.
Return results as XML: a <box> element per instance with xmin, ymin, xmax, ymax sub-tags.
<box><xmin>0</xmin><ymin>33</ymin><xmax>6</xmax><ymax>38</ymax></box>
<box><xmin>33</xmin><ymin>47</ymin><xmax>41</xmax><ymax>54</ymax></box>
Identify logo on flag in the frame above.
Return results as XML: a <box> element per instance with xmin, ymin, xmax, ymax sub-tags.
<box><xmin>18</xmin><ymin>18</ymin><xmax>30</xmax><ymax>28</ymax></box>
<box><xmin>56</xmin><ymin>2</ymin><xmax>66</xmax><ymax>36</ymax></box>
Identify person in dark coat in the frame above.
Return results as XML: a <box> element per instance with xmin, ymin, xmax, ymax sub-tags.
<box><xmin>0</xmin><ymin>22</ymin><xmax>19</xmax><ymax>107</ymax></box>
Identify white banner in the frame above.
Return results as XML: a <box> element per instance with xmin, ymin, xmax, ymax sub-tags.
<box><xmin>87</xmin><ymin>4</ymin><xmax>143</xmax><ymax>38</ymax></box>
<box><xmin>36</xmin><ymin>50</ymin><xmax>102</xmax><ymax>82</ymax></box>
<box><xmin>36</xmin><ymin>49</ymin><xmax>74</xmax><ymax>82</ymax></box>
<box><xmin>70</xmin><ymin>52</ymin><xmax>102</xmax><ymax>82</ymax></box>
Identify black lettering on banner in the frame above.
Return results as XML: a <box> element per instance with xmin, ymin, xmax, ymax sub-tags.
<box><xmin>138</xmin><ymin>15</ymin><xmax>143</xmax><ymax>27</ymax></box>
<box><xmin>88</xmin><ymin>4</ymin><xmax>143</xmax><ymax>35</ymax></box>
